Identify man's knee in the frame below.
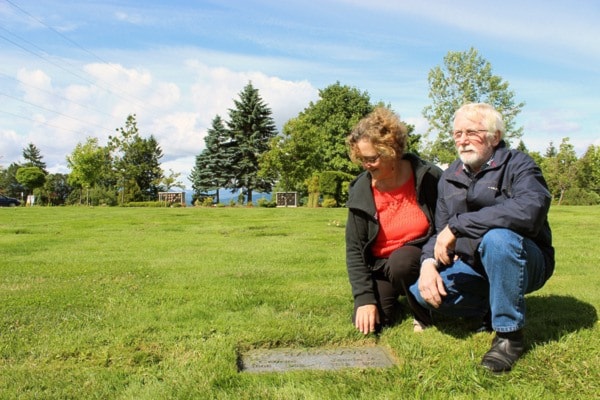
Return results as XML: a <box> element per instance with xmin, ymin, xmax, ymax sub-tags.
<box><xmin>480</xmin><ymin>228</ymin><xmax>520</xmax><ymax>252</ymax></box>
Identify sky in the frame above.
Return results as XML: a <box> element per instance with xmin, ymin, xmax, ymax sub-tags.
<box><xmin>1</xmin><ymin>0</ymin><xmax>599</xmax><ymax>189</ymax></box>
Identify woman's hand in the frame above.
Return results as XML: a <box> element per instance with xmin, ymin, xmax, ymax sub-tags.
<box><xmin>355</xmin><ymin>304</ymin><xmax>379</xmax><ymax>334</ymax></box>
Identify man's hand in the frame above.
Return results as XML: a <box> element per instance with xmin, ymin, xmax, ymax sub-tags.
<box><xmin>434</xmin><ymin>225</ymin><xmax>457</xmax><ymax>265</ymax></box>
<box><xmin>355</xmin><ymin>304</ymin><xmax>379</xmax><ymax>335</ymax></box>
<box><xmin>418</xmin><ymin>261</ymin><xmax>447</xmax><ymax>308</ymax></box>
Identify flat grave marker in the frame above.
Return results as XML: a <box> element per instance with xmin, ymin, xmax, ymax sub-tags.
<box><xmin>239</xmin><ymin>346</ymin><xmax>397</xmax><ymax>373</ymax></box>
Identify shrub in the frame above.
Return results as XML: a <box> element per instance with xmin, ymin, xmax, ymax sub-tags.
<box><xmin>319</xmin><ymin>171</ymin><xmax>354</xmax><ymax>207</ymax></box>
<box><xmin>306</xmin><ymin>174</ymin><xmax>320</xmax><ymax>208</ymax></box>
<box><xmin>124</xmin><ymin>201</ymin><xmax>163</xmax><ymax>207</ymax></box>
<box><xmin>322</xmin><ymin>198</ymin><xmax>337</xmax><ymax>208</ymax></box>
<box><xmin>559</xmin><ymin>187</ymin><xmax>600</xmax><ymax>205</ymax></box>
<box><xmin>257</xmin><ymin>198</ymin><xmax>276</xmax><ymax>208</ymax></box>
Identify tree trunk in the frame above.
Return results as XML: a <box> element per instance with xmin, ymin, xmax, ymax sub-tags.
<box><xmin>558</xmin><ymin>189</ymin><xmax>565</xmax><ymax>205</ymax></box>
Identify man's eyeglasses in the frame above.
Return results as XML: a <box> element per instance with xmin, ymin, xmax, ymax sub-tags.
<box><xmin>357</xmin><ymin>154</ymin><xmax>381</xmax><ymax>164</ymax></box>
<box><xmin>452</xmin><ymin>129</ymin><xmax>489</xmax><ymax>141</ymax></box>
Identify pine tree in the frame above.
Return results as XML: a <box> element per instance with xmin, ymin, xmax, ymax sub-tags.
<box><xmin>190</xmin><ymin>115</ymin><xmax>232</xmax><ymax>203</ymax></box>
<box><xmin>22</xmin><ymin>143</ymin><xmax>47</xmax><ymax>174</ymax></box>
<box><xmin>226</xmin><ymin>82</ymin><xmax>277</xmax><ymax>203</ymax></box>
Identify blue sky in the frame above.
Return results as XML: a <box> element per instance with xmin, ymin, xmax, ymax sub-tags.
<box><xmin>1</xmin><ymin>0</ymin><xmax>599</xmax><ymax>188</ymax></box>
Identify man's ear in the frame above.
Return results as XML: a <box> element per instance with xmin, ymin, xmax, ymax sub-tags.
<box><xmin>491</xmin><ymin>130</ymin><xmax>502</xmax><ymax>146</ymax></box>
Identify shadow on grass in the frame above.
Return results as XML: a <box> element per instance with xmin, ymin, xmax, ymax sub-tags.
<box><xmin>430</xmin><ymin>294</ymin><xmax>597</xmax><ymax>345</ymax></box>
<box><xmin>526</xmin><ymin>295</ymin><xmax>597</xmax><ymax>343</ymax></box>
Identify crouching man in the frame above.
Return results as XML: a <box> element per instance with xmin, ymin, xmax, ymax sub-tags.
<box><xmin>409</xmin><ymin>103</ymin><xmax>555</xmax><ymax>373</ymax></box>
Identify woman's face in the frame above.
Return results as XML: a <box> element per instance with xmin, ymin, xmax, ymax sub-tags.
<box><xmin>356</xmin><ymin>139</ymin><xmax>395</xmax><ymax>180</ymax></box>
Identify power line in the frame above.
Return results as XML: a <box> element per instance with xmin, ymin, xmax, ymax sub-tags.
<box><xmin>0</xmin><ymin>91</ymin><xmax>117</xmax><ymax>133</ymax></box>
<box><xmin>0</xmin><ymin>108</ymin><xmax>91</xmax><ymax>136</ymax></box>
<box><xmin>0</xmin><ymin>70</ymin><xmax>115</xmax><ymax>119</ymax></box>
<box><xmin>4</xmin><ymin>0</ymin><xmax>115</xmax><ymax>67</ymax></box>
<box><xmin>1</xmin><ymin>1</ymin><xmax>159</xmax><ymax>114</ymax></box>
<box><xmin>0</xmin><ymin>29</ymin><xmax>151</xmax><ymax>114</ymax></box>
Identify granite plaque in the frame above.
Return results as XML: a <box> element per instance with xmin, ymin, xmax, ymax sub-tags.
<box><xmin>239</xmin><ymin>346</ymin><xmax>396</xmax><ymax>373</ymax></box>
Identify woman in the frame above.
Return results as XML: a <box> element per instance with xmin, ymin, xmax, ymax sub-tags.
<box><xmin>345</xmin><ymin>107</ymin><xmax>442</xmax><ymax>334</ymax></box>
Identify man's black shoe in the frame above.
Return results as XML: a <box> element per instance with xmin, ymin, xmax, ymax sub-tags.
<box><xmin>481</xmin><ymin>330</ymin><xmax>524</xmax><ymax>373</ymax></box>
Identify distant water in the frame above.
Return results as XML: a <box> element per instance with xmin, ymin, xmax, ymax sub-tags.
<box><xmin>182</xmin><ymin>190</ymin><xmax>272</xmax><ymax>206</ymax></box>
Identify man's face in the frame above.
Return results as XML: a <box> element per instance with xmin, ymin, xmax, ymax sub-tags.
<box><xmin>452</xmin><ymin>112</ymin><xmax>501</xmax><ymax>172</ymax></box>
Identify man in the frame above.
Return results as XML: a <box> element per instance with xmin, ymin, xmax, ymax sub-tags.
<box><xmin>409</xmin><ymin>103</ymin><xmax>555</xmax><ymax>373</ymax></box>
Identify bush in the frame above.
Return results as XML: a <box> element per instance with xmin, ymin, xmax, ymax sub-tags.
<box><xmin>319</xmin><ymin>171</ymin><xmax>354</xmax><ymax>207</ymax></box>
<box><xmin>559</xmin><ymin>187</ymin><xmax>600</xmax><ymax>205</ymax></box>
<box><xmin>124</xmin><ymin>201</ymin><xmax>163</xmax><ymax>207</ymax></box>
<box><xmin>321</xmin><ymin>198</ymin><xmax>337</xmax><ymax>208</ymax></box>
<box><xmin>305</xmin><ymin>174</ymin><xmax>320</xmax><ymax>208</ymax></box>
<box><xmin>257</xmin><ymin>198</ymin><xmax>276</xmax><ymax>208</ymax></box>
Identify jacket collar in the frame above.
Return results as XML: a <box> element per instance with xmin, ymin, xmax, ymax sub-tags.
<box><xmin>346</xmin><ymin>153</ymin><xmax>430</xmax><ymax>212</ymax></box>
<box><xmin>447</xmin><ymin>141</ymin><xmax>509</xmax><ymax>182</ymax></box>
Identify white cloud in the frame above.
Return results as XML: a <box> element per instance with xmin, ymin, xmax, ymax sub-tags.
<box><xmin>114</xmin><ymin>11</ymin><xmax>144</xmax><ymax>25</ymax></box>
<box><xmin>0</xmin><ymin>128</ymin><xmax>23</xmax><ymax>164</ymax></box>
<box><xmin>150</xmin><ymin>112</ymin><xmax>204</xmax><ymax>160</ymax></box>
<box><xmin>187</xmin><ymin>61</ymin><xmax>318</xmax><ymax>130</ymax></box>
<box><xmin>404</xmin><ymin>116</ymin><xmax>430</xmax><ymax>137</ymax></box>
<box><xmin>16</xmin><ymin>69</ymin><xmax>53</xmax><ymax>104</ymax></box>
<box><xmin>2</xmin><ymin>57</ymin><xmax>319</xmax><ymax>188</ymax></box>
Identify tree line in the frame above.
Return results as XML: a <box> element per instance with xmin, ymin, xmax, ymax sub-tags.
<box><xmin>1</xmin><ymin>48</ymin><xmax>599</xmax><ymax>206</ymax></box>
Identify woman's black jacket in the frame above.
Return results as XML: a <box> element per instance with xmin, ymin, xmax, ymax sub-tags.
<box><xmin>345</xmin><ymin>153</ymin><xmax>442</xmax><ymax>307</ymax></box>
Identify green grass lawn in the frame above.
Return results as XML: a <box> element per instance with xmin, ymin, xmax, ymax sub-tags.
<box><xmin>0</xmin><ymin>206</ymin><xmax>598</xmax><ymax>399</ymax></box>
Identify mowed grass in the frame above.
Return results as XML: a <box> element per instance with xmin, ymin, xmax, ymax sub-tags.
<box><xmin>0</xmin><ymin>206</ymin><xmax>598</xmax><ymax>399</ymax></box>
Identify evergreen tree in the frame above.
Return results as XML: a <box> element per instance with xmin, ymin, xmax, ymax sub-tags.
<box><xmin>516</xmin><ymin>140</ymin><xmax>528</xmax><ymax>153</ymax></box>
<box><xmin>190</xmin><ymin>115</ymin><xmax>231</xmax><ymax>203</ymax></box>
<box><xmin>131</xmin><ymin>135</ymin><xmax>163</xmax><ymax>201</ymax></box>
<box><xmin>544</xmin><ymin>142</ymin><xmax>557</xmax><ymax>158</ymax></box>
<box><xmin>226</xmin><ymin>82</ymin><xmax>277</xmax><ymax>203</ymax></box>
<box><xmin>22</xmin><ymin>143</ymin><xmax>47</xmax><ymax>174</ymax></box>
<box><xmin>542</xmin><ymin>137</ymin><xmax>578</xmax><ymax>204</ymax></box>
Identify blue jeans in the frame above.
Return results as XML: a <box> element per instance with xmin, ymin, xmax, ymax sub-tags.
<box><xmin>409</xmin><ymin>229</ymin><xmax>549</xmax><ymax>332</ymax></box>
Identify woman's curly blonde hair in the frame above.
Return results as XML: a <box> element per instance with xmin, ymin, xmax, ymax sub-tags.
<box><xmin>347</xmin><ymin>106</ymin><xmax>408</xmax><ymax>164</ymax></box>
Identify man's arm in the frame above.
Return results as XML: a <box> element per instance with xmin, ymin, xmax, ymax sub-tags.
<box><xmin>448</xmin><ymin>153</ymin><xmax>551</xmax><ymax>239</ymax></box>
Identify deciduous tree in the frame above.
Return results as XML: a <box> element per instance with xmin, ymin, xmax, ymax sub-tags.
<box><xmin>0</xmin><ymin>163</ymin><xmax>25</xmax><ymax>198</ymax></box>
<box><xmin>423</xmin><ymin>48</ymin><xmax>525</xmax><ymax>164</ymax></box>
<box><xmin>576</xmin><ymin>144</ymin><xmax>600</xmax><ymax>195</ymax></box>
<box><xmin>15</xmin><ymin>166</ymin><xmax>45</xmax><ymax>195</ymax></box>
<box><xmin>259</xmin><ymin>82</ymin><xmax>372</xmax><ymax>194</ymax></box>
<box><xmin>109</xmin><ymin>114</ymin><xmax>164</xmax><ymax>203</ymax></box>
<box><xmin>67</xmin><ymin>137</ymin><xmax>111</xmax><ymax>205</ymax></box>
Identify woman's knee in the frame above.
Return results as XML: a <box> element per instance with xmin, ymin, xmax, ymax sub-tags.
<box><xmin>386</xmin><ymin>246</ymin><xmax>421</xmax><ymax>282</ymax></box>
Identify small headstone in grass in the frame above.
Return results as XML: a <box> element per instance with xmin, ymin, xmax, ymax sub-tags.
<box><xmin>239</xmin><ymin>346</ymin><xmax>396</xmax><ymax>373</ymax></box>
